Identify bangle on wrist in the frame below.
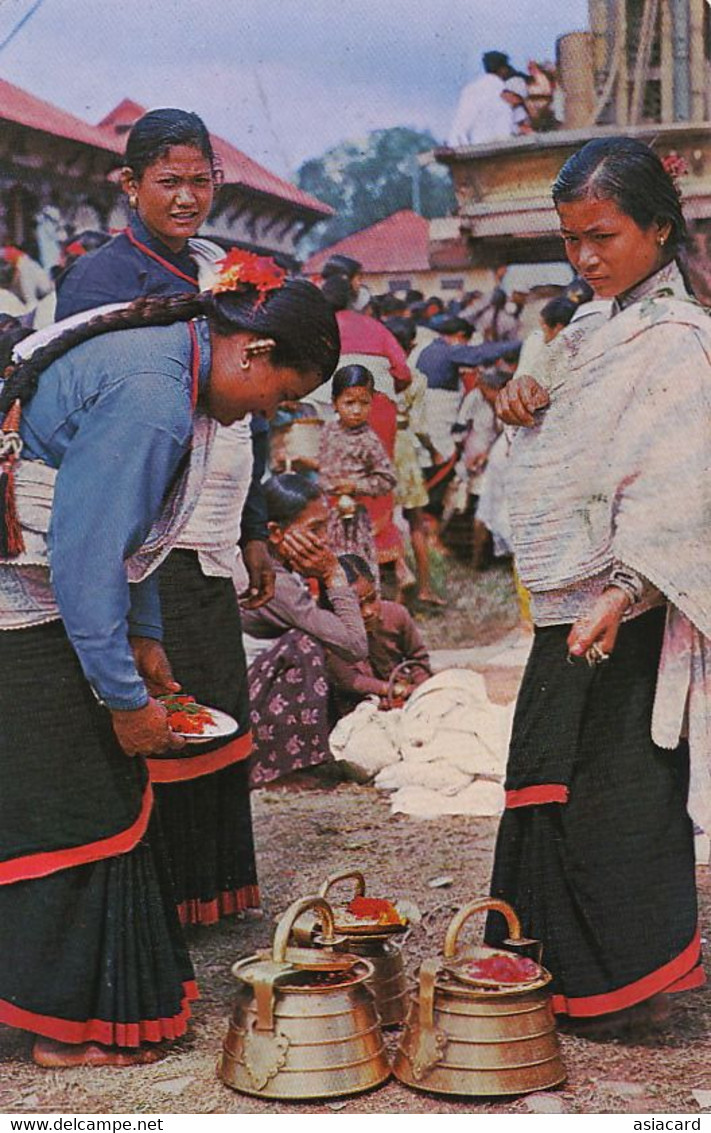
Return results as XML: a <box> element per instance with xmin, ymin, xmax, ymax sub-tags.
<box><xmin>607</xmin><ymin>565</ymin><xmax>644</xmax><ymax>606</ymax></box>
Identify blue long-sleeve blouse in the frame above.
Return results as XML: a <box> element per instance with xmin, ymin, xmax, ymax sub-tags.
<box><xmin>55</xmin><ymin>213</ymin><xmax>268</xmax><ymax>542</ymax></box>
<box><xmin>18</xmin><ymin>318</ymin><xmax>211</xmax><ymax>710</ymax></box>
<box><xmin>55</xmin><ymin>214</ymin><xmax>200</xmax><ymax>319</ymax></box>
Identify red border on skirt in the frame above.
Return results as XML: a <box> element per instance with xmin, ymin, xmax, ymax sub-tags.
<box><xmin>424</xmin><ymin>453</ymin><xmax>457</xmax><ymax>491</ymax></box>
<box><xmin>0</xmin><ymin>782</ymin><xmax>153</xmax><ymax>886</ymax></box>
<box><xmin>506</xmin><ymin>784</ymin><xmax>569</xmax><ymax>807</ymax></box>
<box><xmin>178</xmin><ymin>884</ymin><xmax>261</xmax><ymax>926</ymax></box>
<box><xmin>0</xmin><ymin>980</ymin><xmax>199</xmax><ymax>1047</ymax></box>
<box><xmin>551</xmin><ymin>930</ymin><xmax>704</xmax><ymax>1017</ymax></box>
<box><xmin>147</xmin><ymin>730</ymin><xmax>253</xmax><ymax>783</ymax></box>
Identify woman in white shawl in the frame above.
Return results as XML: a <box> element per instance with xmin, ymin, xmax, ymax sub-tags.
<box><xmin>487</xmin><ymin>137</ymin><xmax>708</xmax><ymax>1035</ymax></box>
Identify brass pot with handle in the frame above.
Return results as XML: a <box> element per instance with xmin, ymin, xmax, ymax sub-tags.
<box><xmin>393</xmin><ymin>898</ymin><xmax>566</xmax><ymax>1097</ymax></box>
<box><xmin>219</xmin><ymin>895</ymin><xmax>390</xmax><ymax>1099</ymax></box>
<box><xmin>290</xmin><ymin>869</ymin><xmax>411</xmax><ymax>1028</ymax></box>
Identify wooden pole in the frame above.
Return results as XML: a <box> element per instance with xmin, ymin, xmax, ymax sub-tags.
<box><xmin>689</xmin><ymin>0</ymin><xmax>707</xmax><ymax>120</ymax></box>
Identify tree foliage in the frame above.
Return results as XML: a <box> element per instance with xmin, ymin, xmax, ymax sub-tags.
<box><xmin>296</xmin><ymin>126</ymin><xmax>455</xmax><ymax>255</ymax></box>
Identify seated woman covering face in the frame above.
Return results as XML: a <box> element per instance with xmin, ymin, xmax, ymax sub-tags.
<box><xmin>242</xmin><ymin>474</ymin><xmax>368</xmax><ymax>786</ymax></box>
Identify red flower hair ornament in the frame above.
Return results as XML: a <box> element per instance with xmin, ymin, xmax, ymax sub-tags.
<box><xmin>213</xmin><ymin>248</ymin><xmax>286</xmax><ymax>302</ymax></box>
<box><xmin>662</xmin><ymin>151</ymin><xmax>688</xmax><ymax>185</ymax></box>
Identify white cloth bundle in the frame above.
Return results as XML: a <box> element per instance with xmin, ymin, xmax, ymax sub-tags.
<box><xmin>329</xmin><ymin>667</ymin><xmax>513</xmax><ymax>818</ymax></box>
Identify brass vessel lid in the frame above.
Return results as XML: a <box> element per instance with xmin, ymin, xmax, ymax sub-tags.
<box><xmin>232</xmin><ymin>896</ymin><xmax>365</xmax><ymax>986</ymax></box>
<box><xmin>317</xmin><ymin>869</ymin><xmax>409</xmax><ymax>937</ymax></box>
<box><xmin>432</xmin><ymin>897</ymin><xmax>551</xmax><ymax>994</ymax></box>
<box><xmin>442</xmin><ymin>947</ymin><xmax>549</xmax><ymax>993</ymax></box>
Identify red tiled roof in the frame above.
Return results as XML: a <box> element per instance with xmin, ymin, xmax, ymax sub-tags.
<box><xmin>303</xmin><ymin>210</ymin><xmax>431</xmax><ymax>275</ymax></box>
<box><xmin>211</xmin><ymin>134</ymin><xmax>333</xmax><ymax>217</ymax></box>
<box><xmin>0</xmin><ymin>77</ymin><xmax>120</xmax><ymax>155</ymax></box>
<box><xmin>98</xmin><ymin>100</ymin><xmax>332</xmax><ymax>218</ymax></box>
<box><xmin>98</xmin><ymin>98</ymin><xmax>146</xmax><ymax>133</ymax></box>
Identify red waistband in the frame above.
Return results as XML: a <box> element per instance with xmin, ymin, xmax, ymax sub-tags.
<box><xmin>147</xmin><ymin>729</ymin><xmax>253</xmax><ymax>783</ymax></box>
<box><xmin>505</xmin><ymin>784</ymin><xmax>569</xmax><ymax>808</ymax></box>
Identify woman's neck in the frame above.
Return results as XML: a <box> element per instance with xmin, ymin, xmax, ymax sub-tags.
<box><xmin>615</xmin><ymin>256</ymin><xmax>676</xmax><ymax>309</ymax></box>
<box><xmin>133</xmin><ymin>211</ymin><xmax>188</xmax><ymax>255</ymax></box>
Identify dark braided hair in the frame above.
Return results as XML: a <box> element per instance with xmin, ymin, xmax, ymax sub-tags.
<box><xmin>552</xmin><ymin>137</ymin><xmax>691</xmax><ymax>289</ymax></box>
<box><xmin>264</xmin><ymin>472</ymin><xmax>323</xmax><ymax>527</ymax></box>
<box><xmin>0</xmin><ymin>279</ymin><xmax>340</xmax><ymax>416</ymax></box>
<box><xmin>124</xmin><ymin>108</ymin><xmax>220</xmax><ymax>181</ymax></box>
<box><xmin>553</xmin><ymin>137</ymin><xmax>687</xmax><ymax>253</ymax></box>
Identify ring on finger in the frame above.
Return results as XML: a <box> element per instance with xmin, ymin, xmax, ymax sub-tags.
<box><xmin>585</xmin><ymin>642</ymin><xmax>610</xmax><ymax>667</ymax></box>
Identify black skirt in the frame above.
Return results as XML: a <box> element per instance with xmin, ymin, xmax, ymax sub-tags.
<box><xmin>0</xmin><ymin>620</ymin><xmax>196</xmax><ymax>1045</ymax></box>
<box><xmin>487</xmin><ymin>607</ymin><xmax>703</xmax><ymax>1017</ymax></box>
<box><xmin>149</xmin><ymin>550</ymin><xmax>259</xmax><ymax>925</ymax></box>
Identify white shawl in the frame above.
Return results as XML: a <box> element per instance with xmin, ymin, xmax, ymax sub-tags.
<box><xmin>506</xmin><ymin>263</ymin><xmax>711</xmax><ymax>832</ymax></box>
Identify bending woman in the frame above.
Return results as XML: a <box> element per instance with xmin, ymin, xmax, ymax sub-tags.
<box><xmin>488</xmin><ymin>137</ymin><xmax>707</xmax><ymax>1032</ymax></box>
<box><xmin>0</xmin><ymin>277</ymin><xmax>338</xmax><ymax>1065</ymax></box>
<box><xmin>56</xmin><ymin>108</ymin><xmax>272</xmax><ymax>926</ymax></box>
<box><xmin>242</xmin><ymin>473</ymin><xmax>368</xmax><ymax>786</ymax></box>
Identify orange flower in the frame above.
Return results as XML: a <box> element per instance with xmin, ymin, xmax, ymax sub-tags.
<box><xmin>214</xmin><ymin>248</ymin><xmax>286</xmax><ymax>301</ymax></box>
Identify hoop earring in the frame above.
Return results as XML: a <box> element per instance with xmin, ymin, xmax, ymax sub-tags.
<box><xmin>240</xmin><ymin>355</ymin><xmax>251</xmax><ymax>371</ymax></box>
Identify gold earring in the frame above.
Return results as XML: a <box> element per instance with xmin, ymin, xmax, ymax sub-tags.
<box><xmin>128</xmin><ymin>195</ymin><xmax>138</xmax><ymax>209</ymax></box>
<box><xmin>246</xmin><ymin>338</ymin><xmax>276</xmax><ymax>359</ymax></box>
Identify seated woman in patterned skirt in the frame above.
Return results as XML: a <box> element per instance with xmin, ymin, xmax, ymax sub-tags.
<box><xmin>242</xmin><ymin>474</ymin><xmax>367</xmax><ymax>786</ymax></box>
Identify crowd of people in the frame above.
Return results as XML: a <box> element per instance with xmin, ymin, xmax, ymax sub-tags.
<box><xmin>448</xmin><ymin>48</ymin><xmax>560</xmax><ymax>147</ymax></box>
<box><xmin>0</xmin><ymin>106</ymin><xmax>707</xmax><ymax>1070</ymax></box>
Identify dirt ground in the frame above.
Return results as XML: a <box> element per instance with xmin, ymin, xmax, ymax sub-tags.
<box><xmin>1</xmin><ymin>563</ymin><xmax>709</xmax><ymax>1116</ymax></box>
<box><xmin>1</xmin><ymin>786</ymin><xmax>709</xmax><ymax>1116</ymax></box>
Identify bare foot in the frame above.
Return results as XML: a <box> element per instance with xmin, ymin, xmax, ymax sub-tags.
<box><xmin>642</xmin><ymin>993</ymin><xmax>671</xmax><ymax>1024</ymax></box>
<box><xmin>562</xmin><ymin>995</ymin><xmax>671</xmax><ymax>1041</ymax></box>
<box><xmin>33</xmin><ymin>1036</ymin><xmax>165</xmax><ymax>1068</ymax></box>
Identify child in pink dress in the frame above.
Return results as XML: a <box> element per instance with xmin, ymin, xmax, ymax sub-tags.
<box><xmin>317</xmin><ymin>365</ymin><xmax>397</xmax><ymax>582</ymax></box>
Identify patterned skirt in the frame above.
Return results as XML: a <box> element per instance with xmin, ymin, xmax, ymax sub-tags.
<box><xmin>248</xmin><ymin>629</ymin><xmax>332</xmax><ymax>786</ymax></box>
<box><xmin>0</xmin><ymin>620</ymin><xmax>196</xmax><ymax>1046</ymax></box>
<box><xmin>148</xmin><ymin>550</ymin><xmax>260</xmax><ymax>926</ymax></box>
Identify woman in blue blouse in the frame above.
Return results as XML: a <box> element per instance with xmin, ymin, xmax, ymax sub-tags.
<box><xmin>0</xmin><ymin>275</ymin><xmax>338</xmax><ymax>1066</ymax></box>
<box><xmin>56</xmin><ymin>109</ymin><xmax>271</xmax><ymax>927</ymax></box>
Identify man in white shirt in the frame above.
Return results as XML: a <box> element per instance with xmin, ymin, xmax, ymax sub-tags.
<box><xmin>448</xmin><ymin>50</ymin><xmax>516</xmax><ymax>147</ymax></box>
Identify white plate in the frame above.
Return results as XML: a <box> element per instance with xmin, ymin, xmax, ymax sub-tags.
<box><xmin>170</xmin><ymin>705</ymin><xmax>238</xmax><ymax>744</ymax></box>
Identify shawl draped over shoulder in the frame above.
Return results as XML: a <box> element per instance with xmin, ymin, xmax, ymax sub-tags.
<box><xmin>505</xmin><ymin>262</ymin><xmax>711</xmax><ymax>832</ymax></box>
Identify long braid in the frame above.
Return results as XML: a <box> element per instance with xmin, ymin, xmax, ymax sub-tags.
<box><xmin>0</xmin><ymin>274</ymin><xmax>339</xmax><ymax>558</ymax></box>
<box><xmin>0</xmin><ymin>291</ymin><xmax>209</xmax><ymax>416</ymax></box>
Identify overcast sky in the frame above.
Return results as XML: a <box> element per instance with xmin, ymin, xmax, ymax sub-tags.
<box><xmin>0</xmin><ymin>0</ymin><xmax>589</xmax><ymax>179</ymax></box>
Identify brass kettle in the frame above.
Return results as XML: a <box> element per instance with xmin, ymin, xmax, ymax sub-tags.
<box><xmin>292</xmin><ymin>869</ymin><xmax>410</xmax><ymax>1028</ymax></box>
<box><xmin>219</xmin><ymin>896</ymin><xmax>390</xmax><ymax>1099</ymax></box>
<box><xmin>393</xmin><ymin>898</ymin><xmax>566</xmax><ymax>1097</ymax></box>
